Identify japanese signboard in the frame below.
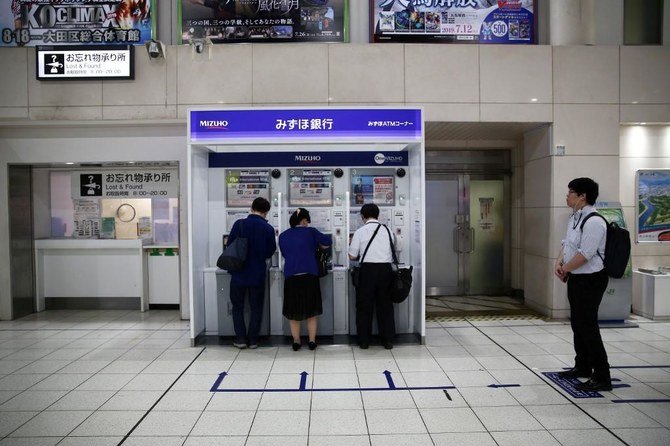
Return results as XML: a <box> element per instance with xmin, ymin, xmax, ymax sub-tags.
<box><xmin>71</xmin><ymin>169</ymin><xmax>179</xmax><ymax>200</ymax></box>
<box><xmin>36</xmin><ymin>45</ymin><xmax>133</xmax><ymax>80</ymax></box>
<box><xmin>371</xmin><ymin>0</ymin><xmax>535</xmax><ymax>44</ymax></box>
<box><xmin>637</xmin><ymin>169</ymin><xmax>670</xmax><ymax>243</ymax></box>
<box><xmin>179</xmin><ymin>0</ymin><xmax>348</xmax><ymax>44</ymax></box>
<box><xmin>190</xmin><ymin>109</ymin><xmax>422</xmax><ymax>143</ymax></box>
<box><xmin>1</xmin><ymin>0</ymin><xmax>154</xmax><ymax>47</ymax></box>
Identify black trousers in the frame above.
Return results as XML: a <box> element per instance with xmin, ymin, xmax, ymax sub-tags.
<box><xmin>567</xmin><ymin>269</ymin><xmax>610</xmax><ymax>381</ymax></box>
<box><xmin>356</xmin><ymin>263</ymin><xmax>395</xmax><ymax>344</ymax></box>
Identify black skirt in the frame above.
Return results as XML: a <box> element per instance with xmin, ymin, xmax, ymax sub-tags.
<box><xmin>283</xmin><ymin>274</ymin><xmax>322</xmax><ymax>321</ymax></box>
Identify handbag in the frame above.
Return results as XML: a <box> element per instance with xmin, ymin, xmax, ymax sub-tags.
<box><xmin>316</xmin><ymin>247</ymin><xmax>330</xmax><ymax>278</ymax></box>
<box><xmin>216</xmin><ymin>220</ymin><xmax>248</xmax><ymax>272</ymax></box>
<box><xmin>350</xmin><ymin>223</ymin><xmax>382</xmax><ymax>288</ymax></box>
<box><xmin>384</xmin><ymin>225</ymin><xmax>413</xmax><ymax>303</ymax></box>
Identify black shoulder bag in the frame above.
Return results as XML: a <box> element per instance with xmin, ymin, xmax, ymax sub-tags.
<box><xmin>350</xmin><ymin>223</ymin><xmax>382</xmax><ymax>288</ymax></box>
<box><xmin>313</xmin><ymin>229</ymin><xmax>331</xmax><ymax>278</ymax></box>
<box><xmin>384</xmin><ymin>225</ymin><xmax>413</xmax><ymax>303</ymax></box>
<box><xmin>217</xmin><ymin>220</ymin><xmax>248</xmax><ymax>272</ymax></box>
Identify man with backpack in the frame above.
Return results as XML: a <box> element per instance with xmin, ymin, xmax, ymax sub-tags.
<box><xmin>554</xmin><ymin>177</ymin><xmax>612</xmax><ymax>392</ymax></box>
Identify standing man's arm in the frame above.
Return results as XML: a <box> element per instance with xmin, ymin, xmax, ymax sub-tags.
<box><xmin>554</xmin><ymin>246</ymin><xmax>567</xmax><ymax>280</ymax></box>
<box><xmin>265</xmin><ymin>226</ymin><xmax>277</xmax><ymax>259</ymax></box>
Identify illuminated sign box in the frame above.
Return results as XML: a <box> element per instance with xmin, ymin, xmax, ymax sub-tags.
<box><xmin>36</xmin><ymin>45</ymin><xmax>134</xmax><ymax>80</ymax></box>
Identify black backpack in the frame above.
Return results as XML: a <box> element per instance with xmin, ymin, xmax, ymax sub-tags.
<box><xmin>580</xmin><ymin>212</ymin><xmax>631</xmax><ymax>279</ymax></box>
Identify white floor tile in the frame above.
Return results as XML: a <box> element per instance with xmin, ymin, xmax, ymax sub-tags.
<box><xmin>0</xmin><ymin>437</ymin><xmax>61</xmax><ymax>446</ymax></box>
<box><xmin>30</xmin><ymin>374</ymin><xmax>91</xmax><ymax>391</ymax></box>
<box><xmin>582</xmin><ymin>403</ymin><xmax>663</xmax><ymax>428</ymax></box>
<box><xmin>9</xmin><ymin>410</ymin><xmax>91</xmax><ymax>437</ymax></box>
<box><xmin>0</xmin><ymin>390</ymin><xmax>67</xmax><ymax>411</ymax></box>
<box><xmin>154</xmin><ymin>390</ymin><xmax>213</xmax><ymax>411</ymax></box>
<box><xmin>205</xmin><ymin>392</ymin><xmax>262</xmax><ymax>411</ymax></box>
<box><xmin>308</xmin><ymin>435</ymin><xmax>369</xmax><ymax>446</ymax></box>
<box><xmin>182</xmin><ymin>436</ymin><xmax>245</xmax><ymax>446</ymax></box>
<box><xmin>75</xmin><ymin>373</ymin><xmax>135</xmax><ymax>391</ymax></box>
<box><xmin>132</xmin><ymin>411</ymin><xmax>201</xmax><ymax>436</ymax></box>
<box><xmin>490</xmin><ymin>430</ymin><xmax>561</xmax><ymax>446</ymax></box>
<box><xmin>431</xmin><ymin>432</ymin><xmax>497</xmax><ymax>446</ymax></box>
<box><xmin>249</xmin><ymin>410</ymin><xmax>309</xmax><ymax>436</ymax></box>
<box><xmin>420</xmin><ymin>407</ymin><xmax>486</xmax><ymax>433</ymax></box>
<box><xmin>526</xmin><ymin>404</ymin><xmax>601</xmax><ymax>429</ymax></box>
<box><xmin>310</xmin><ymin>391</ymin><xmax>363</xmax><ymax>410</ymax></box>
<box><xmin>245</xmin><ymin>436</ymin><xmax>307</xmax><ymax>446</ymax></box>
<box><xmin>123</xmin><ymin>373</ymin><xmax>179</xmax><ymax>391</ymax></box>
<box><xmin>121</xmin><ymin>437</ymin><xmax>185</xmax><ymax>446</ymax></box>
<box><xmin>99</xmin><ymin>390</ymin><xmax>163</xmax><ymax>410</ymax></box>
<box><xmin>69</xmin><ymin>410</ymin><xmax>144</xmax><ymax>436</ymax></box>
<box><xmin>309</xmin><ymin>410</ymin><xmax>368</xmax><ymax>436</ymax></box>
<box><xmin>365</xmin><ymin>408</ymin><xmax>427</xmax><ymax>435</ymax></box>
<box><xmin>369</xmin><ymin>434</ymin><xmax>434</xmax><ymax>445</ymax></box>
<box><xmin>48</xmin><ymin>390</ymin><xmax>115</xmax><ymax>411</ymax></box>
<box><xmin>549</xmin><ymin>428</ymin><xmax>626</xmax><ymax>446</ymax></box>
<box><xmin>362</xmin><ymin>389</ymin><xmax>416</xmax><ymax>409</ymax></box>
<box><xmin>0</xmin><ymin>374</ymin><xmax>49</xmax><ymax>391</ymax></box>
<box><xmin>0</xmin><ymin>411</ymin><xmax>39</xmax><ymax>437</ymax></box>
<box><xmin>257</xmin><ymin>390</ymin><xmax>311</xmax><ymax>411</ymax></box>
<box><xmin>473</xmin><ymin>406</ymin><xmax>544</xmax><ymax>432</ymax></box>
<box><xmin>611</xmin><ymin>427</ymin><xmax>670</xmax><ymax>446</ymax></box>
<box><xmin>458</xmin><ymin>387</ymin><xmax>519</xmax><ymax>407</ymax></box>
<box><xmin>190</xmin><ymin>411</ymin><xmax>255</xmax><ymax>436</ymax></box>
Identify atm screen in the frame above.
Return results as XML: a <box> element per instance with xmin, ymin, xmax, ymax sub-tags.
<box><xmin>351</xmin><ymin>173</ymin><xmax>395</xmax><ymax>207</ymax></box>
<box><xmin>288</xmin><ymin>169</ymin><xmax>333</xmax><ymax>207</ymax></box>
<box><xmin>225</xmin><ymin>170</ymin><xmax>271</xmax><ymax>208</ymax></box>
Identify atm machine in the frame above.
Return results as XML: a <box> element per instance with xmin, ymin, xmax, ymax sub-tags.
<box><xmin>347</xmin><ymin>166</ymin><xmax>413</xmax><ymax>338</ymax></box>
<box><xmin>188</xmin><ymin>107</ymin><xmax>425</xmax><ymax>346</ymax></box>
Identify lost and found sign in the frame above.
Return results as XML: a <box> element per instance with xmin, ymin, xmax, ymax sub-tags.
<box><xmin>71</xmin><ymin>169</ymin><xmax>178</xmax><ymax>199</ymax></box>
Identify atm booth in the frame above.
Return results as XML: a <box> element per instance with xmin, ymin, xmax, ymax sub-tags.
<box><xmin>187</xmin><ymin>108</ymin><xmax>426</xmax><ymax>345</ymax></box>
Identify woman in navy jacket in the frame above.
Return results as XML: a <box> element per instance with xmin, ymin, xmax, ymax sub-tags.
<box><xmin>278</xmin><ymin>208</ymin><xmax>332</xmax><ymax>351</ymax></box>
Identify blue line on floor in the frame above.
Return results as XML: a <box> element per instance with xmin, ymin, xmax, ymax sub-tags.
<box><xmin>612</xmin><ymin>399</ymin><xmax>670</xmax><ymax>403</ymax></box>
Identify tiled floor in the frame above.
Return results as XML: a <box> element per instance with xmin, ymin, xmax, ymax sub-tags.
<box><xmin>0</xmin><ymin>310</ymin><xmax>669</xmax><ymax>445</ymax></box>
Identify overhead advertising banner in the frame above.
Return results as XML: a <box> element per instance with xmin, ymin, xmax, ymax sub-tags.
<box><xmin>371</xmin><ymin>0</ymin><xmax>535</xmax><ymax>44</ymax></box>
<box><xmin>1</xmin><ymin>0</ymin><xmax>154</xmax><ymax>47</ymax></box>
<box><xmin>190</xmin><ymin>108</ymin><xmax>422</xmax><ymax>143</ymax></box>
<box><xmin>637</xmin><ymin>169</ymin><xmax>670</xmax><ymax>243</ymax></box>
<box><xmin>179</xmin><ymin>0</ymin><xmax>348</xmax><ymax>44</ymax></box>
<box><xmin>71</xmin><ymin>169</ymin><xmax>179</xmax><ymax>199</ymax></box>
<box><xmin>36</xmin><ymin>45</ymin><xmax>134</xmax><ymax>80</ymax></box>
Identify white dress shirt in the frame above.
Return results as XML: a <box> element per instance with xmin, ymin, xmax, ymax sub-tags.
<box><xmin>348</xmin><ymin>219</ymin><xmax>395</xmax><ymax>263</ymax></box>
<box><xmin>562</xmin><ymin>205</ymin><xmax>607</xmax><ymax>274</ymax></box>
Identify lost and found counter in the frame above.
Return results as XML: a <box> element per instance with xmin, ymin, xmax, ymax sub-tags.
<box><xmin>34</xmin><ymin>238</ymin><xmax>180</xmax><ymax>312</ymax></box>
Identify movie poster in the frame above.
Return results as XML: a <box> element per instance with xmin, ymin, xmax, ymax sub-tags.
<box><xmin>371</xmin><ymin>0</ymin><xmax>535</xmax><ymax>44</ymax></box>
<box><xmin>637</xmin><ymin>170</ymin><xmax>670</xmax><ymax>243</ymax></box>
<box><xmin>0</xmin><ymin>0</ymin><xmax>154</xmax><ymax>47</ymax></box>
<box><xmin>179</xmin><ymin>0</ymin><xmax>348</xmax><ymax>44</ymax></box>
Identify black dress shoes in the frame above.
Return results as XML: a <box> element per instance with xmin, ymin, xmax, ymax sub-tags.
<box><xmin>575</xmin><ymin>378</ymin><xmax>612</xmax><ymax>392</ymax></box>
<box><xmin>359</xmin><ymin>343</ymin><xmax>369</xmax><ymax>349</ymax></box>
<box><xmin>308</xmin><ymin>341</ymin><xmax>317</xmax><ymax>351</ymax></box>
<box><xmin>383</xmin><ymin>342</ymin><xmax>393</xmax><ymax>350</ymax></box>
<box><xmin>292</xmin><ymin>342</ymin><xmax>301</xmax><ymax>351</ymax></box>
<box><xmin>557</xmin><ymin>368</ymin><xmax>592</xmax><ymax>379</ymax></box>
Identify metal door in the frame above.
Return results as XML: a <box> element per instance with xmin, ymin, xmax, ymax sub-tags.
<box><xmin>9</xmin><ymin>166</ymin><xmax>35</xmax><ymax>318</ymax></box>
<box><xmin>426</xmin><ymin>172</ymin><xmax>509</xmax><ymax>296</ymax></box>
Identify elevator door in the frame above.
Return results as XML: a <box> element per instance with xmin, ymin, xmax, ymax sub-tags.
<box><xmin>426</xmin><ymin>173</ymin><xmax>509</xmax><ymax>296</ymax></box>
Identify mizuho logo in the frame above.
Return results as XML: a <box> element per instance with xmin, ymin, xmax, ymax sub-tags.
<box><xmin>295</xmin><ymin>155</ymin><xmax>321</xmax><ymax>162</ymax></box>
<box><xmin>200</xmin><ymin>120</ymin><xmax>229</xmax><ymax>128</ymax></box>
<box><xmin>374</xmin><ymin>153</ymin><xmax>386</xmax><ymax>164</ymax></box>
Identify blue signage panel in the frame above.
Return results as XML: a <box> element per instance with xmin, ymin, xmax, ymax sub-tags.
<box><xmin>190</xmin><ymin>109</ymin><xmax>422</xmax><ymax>143</ymax></box>
<box><xmin>209</xmin><ymin>152</ymin><xmax>408</xmax><ymax>168</ymax></box>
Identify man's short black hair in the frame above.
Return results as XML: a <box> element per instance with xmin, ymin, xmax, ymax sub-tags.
<box><xmin>360</xmin><ymin>203</ymin><xmax>380</xmax><ymax>219</ymax></box>
<box><xmin>568</xmin><ymin>177</ymin><xmax>599</xmax><ymax>205</ymax></box>
<box><xmin>251</xmin><ymin>197</ymin><xmax>271</xmax><ymax>213</ymax></box>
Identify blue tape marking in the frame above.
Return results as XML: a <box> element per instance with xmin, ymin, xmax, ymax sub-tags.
<box><xmin>612</xmin><ymin>399</ymin><xmax>670</xmax><ymax>403</ymax></box>
<box><xmin>488</xmin><ymin>384</ymin><xmax>521</xmax><ymax>388</ymax></box>
<box><xmin>383</xmin><ymin>370</ymin><xmax>396</xmax><ymax>389</ymax></box>
<box><xmin>542</xmin><ymin>372</ymin><xmax>605</xmax><ymax>398</ymax></box>
<box><xmin>299</xmin><ymin>371</ymin><xmax>308</xmax><ymax>391</ymax></box>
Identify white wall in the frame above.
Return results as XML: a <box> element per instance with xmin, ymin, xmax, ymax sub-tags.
<box><xmin>1</xmin><ymin>43</ymin><xmax>670</xmax><ymax>319</ymax></box>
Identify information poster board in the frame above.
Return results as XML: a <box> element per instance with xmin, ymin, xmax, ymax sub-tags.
<box><xmin>288</xmin><ymin>169</ymin><xmax>333</xmax><ymax>207</ymax></box>
<box><xmin>179</xmin><ymin>0</ymin><xmax>348</xmax><ymax>44</ymax></box>
<box><xmin>71</xmin><ymin>168</ymin><xmax>178</xmax><ymax>199</ymax></box>
<box><xmin>350</xmin><ymin>169</ymin><xmax>395</xmax><ymax>207</ymax></box>
<box><xmin>637</xmin><ymin>169</ymin><xmax>670</xmax><ymax>242</ymax></box>
<box><xmin>1</xmin><ymin>0</ymin><xmax>154</xmax><ymax>47</ymax></box>
<box><xmin>371</xmin><ymin>0</ymin><xmax>535</xmax><ymax>44</ymax></box>
<box><xmin>225</xmin><ymin>169</ymin><xmax>271</xmax><ymax>208</ymax></box>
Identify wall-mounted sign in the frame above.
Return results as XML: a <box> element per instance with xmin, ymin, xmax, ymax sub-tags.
<box><xmin>71</xmin><ymin>168</ymin><xmax>179</xmax><ymax>199</ymax></box>
<box><xmin>209</xmin><ymin>152</ymin><xmax>409</xmax><ymax>168</ymax></box>
<box><xmin>371</xmin><ymin>0</ymin><xmax>535</xmax><ymax>44</ymax></box>
<box><xmin>191</xmin><ymin>108</ymin><xmax>422</xmax><ymax>143</ymax></box>
<box><xmin>179</xmin><ymin>0</ymin><xmax>348</xmax><ymax>44</ymax></box>
<box><xmin>636</xmin><ymin>169</ymin><xmax>670</xmax><ymax>243</ymax></box>
<box><xmin>36</xmin><ymin>45</ymin><xmax>134</xmax><ymax>80</ymax></box>
<box><xmin>1</xmin><ymin>0</ymin><xmax>154</xmax><ymax>47</ymax></box>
